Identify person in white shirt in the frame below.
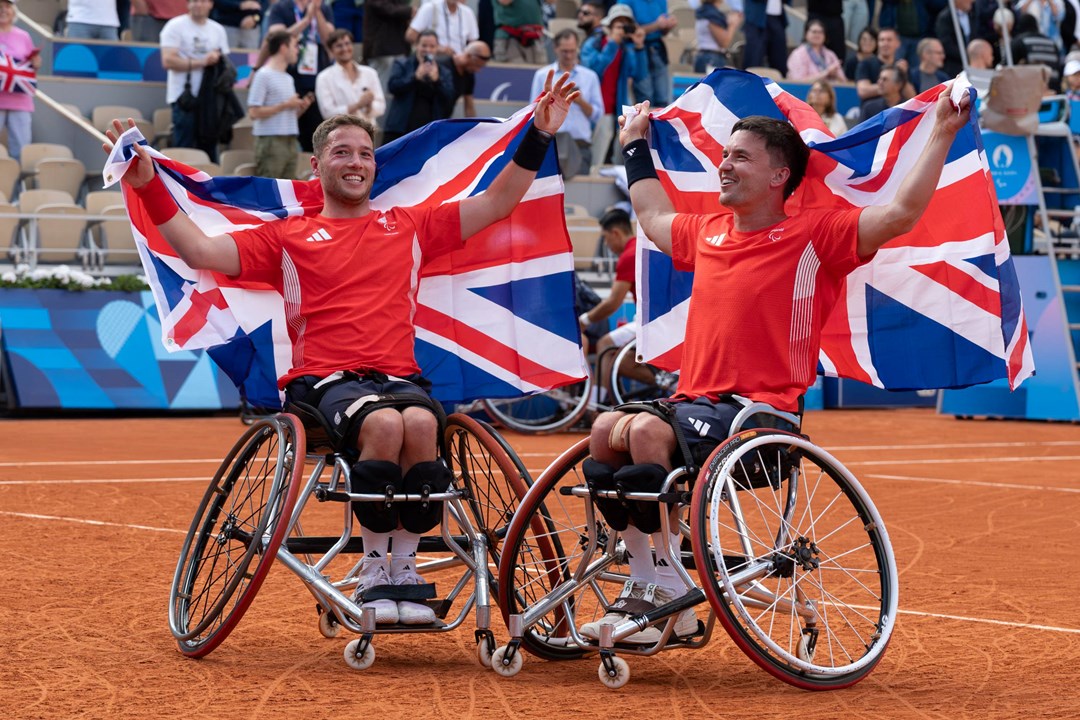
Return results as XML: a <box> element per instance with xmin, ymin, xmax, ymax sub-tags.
<box><xmin>248</xmin><ymin>29</ymin><xmax>314</xmax><ymax>178</ymax></box>
<box><xmin>530</xmin><ymin>29</ymin><xmax>602</xmax><ymax>176</ymax></box>
<box><xmin>316</xmin><ymin>29</ymin><xmax>386</xmax><ymax>129</ymax></box>
<box><xmin>405</xmin><ymin>0</ymin><xmax>479</xmax><ymax>55</ymax></box>
<box><xmin>160</xmin><ymin>0</ymin><xmax>231</xmax><ymax>160</ymax></box>
<box><xmin>65</xmin><ymin>0</ymin><xmax>121</xmax><ymax>40</ymax></box>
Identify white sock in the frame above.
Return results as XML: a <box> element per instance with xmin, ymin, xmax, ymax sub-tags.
<box><xmin>390</xmin><ymin>529</ymin><xmax>422</xmax><ymax>578</ymax></box>
<box><xmin>651</xmin><ymin>530</ymin><xmax>682</xmax><ymax>591</ymax></box>
<box><xmin>621</xmin><ymin>525</ymin><xmax>658</xmax><ymax>585</ymax></box>
<box><xmin>360</xmin><ymin>527</ymin><xmax>390</xmax><ymax>575</ymax></box>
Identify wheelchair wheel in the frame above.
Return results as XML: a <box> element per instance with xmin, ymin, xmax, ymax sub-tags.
<box><xmin>609</xmin><ymin>340</ymin><xmax>679</xmax><ymax>405</ymax></box>
<box><xmin>481</xmin><ymin>376</ymin><xmax>592</xmax><ymax>434</ymax></box>
<box><xmin>168</xmin><ymin>414</ymin><xmax>304</xmax><ymax>658</ymax></box>
<box><xmin>690</xmin><ymin>430</ymin><xmax>899</xmax><ymax>690</ymax></box>
<box><xmin>498</xmin><ymin>439</ymin><xmax>630</xmax><ymax>661</ymax></box>
<box><xmin>444</xmin><ymin>414</ymin><xmax>533</xmax><ymax>562</ymax></box>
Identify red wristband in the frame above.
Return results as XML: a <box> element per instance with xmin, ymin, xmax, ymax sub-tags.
<box><xmin>132</xmin><ymin>174</ymin><xmax>180</xmax><ymax>226</ymax></box>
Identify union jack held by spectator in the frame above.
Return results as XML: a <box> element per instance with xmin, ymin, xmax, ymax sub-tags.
<box><xmin>0</xmin><ymin>50</ymin><xmax>36</xmax><ymax>95</ymax></box>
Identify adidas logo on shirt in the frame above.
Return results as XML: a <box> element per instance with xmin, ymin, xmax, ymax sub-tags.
<box><xmin>705</xmin><ymin>233</ymin><xmax>725</xmax><ymax>247</ymax></box>
<box><xmin>306</xmin><ymin>228</ymin><xmax>332</xmax><ymax>243</ymax></box>
<box><xmin>688</xmin><ymin>416</ymin><xmax>711</xmax><ymax>437</ymax></box>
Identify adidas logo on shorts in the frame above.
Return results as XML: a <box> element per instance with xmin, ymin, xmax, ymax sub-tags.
<box><xmin>688</xmin><ymin>416</ymin><xmax>711</xmax><ymax>437</ymax></box>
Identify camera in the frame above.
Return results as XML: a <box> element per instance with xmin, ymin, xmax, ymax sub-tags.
<box><xmin>424</xmin><ymin>54</ymin><xmax>435</xmax><ymax>64</ymax></box>
<box><xmin>618</xmin><ymin>21</ymin><xmax>637</xmax><ymax>35</ymax></box>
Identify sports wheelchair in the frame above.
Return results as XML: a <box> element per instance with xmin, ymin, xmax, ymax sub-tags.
<box><xmin>490</xmin><ymin>398</ymin><xmax>899</xmax><ymax>690</ymax></box>
<box><xmin>167</xmin><ymin>403</ymin><xmax>533</xmax><ymax>670</ymax></box>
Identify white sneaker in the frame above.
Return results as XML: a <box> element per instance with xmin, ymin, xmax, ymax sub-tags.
<box><xmin>392</xmin><ymin>567</ymin><xmax>437</xmax><ymax>625</ymax></box>
<box><xmin>647</xmin><ymin>584</ymin><xmax>700</xmax><ymax>639</ymax></box>
<box><xmin>352</xmin><ymin>562</ymin><xmax>398</xmax><ymax>625</ymax></box>
<box><xmin>579</xmin><ymin>579</ymin><xmax>641</xmax><ymax>640</ymax></box>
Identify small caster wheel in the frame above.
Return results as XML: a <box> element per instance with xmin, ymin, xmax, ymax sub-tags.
<box><xmin>797</xmin><ymin>633</ymin><xmax>814</xmax><ymax>662</ymax></box>
<box><xmin>343</xmin><ymin>639</ymin><xmax>375</xmax><ymax>670</ymax></box>
<box><xmin>598</xmin><ymin>656</ymin><xmax>630</xmax><ymax>689</ymax></box>
<box><xmin>477</xmin><ymin>639</ymin><xmax>494</xmax><ymax>668</ymax></box>
<box><xmin>490</xmin><ymin>645</ymin><xmax>523</xmax><ymax>677</ymax></box>
<box><xmin>319</xmin><ymin>609</ymin><xmax>341</xmax><ymax>639</ymax></box>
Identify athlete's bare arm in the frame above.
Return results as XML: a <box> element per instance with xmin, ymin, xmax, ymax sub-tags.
<box><xmin>458</xmin><ymin>70</ymin><xmax>580</xmax><ymax>240</ymax></box>
<box><xmin>618</xmin><ymin>101</ymin><xmax>676</xmax><ymax>256</ymax></box>
<box><xmin>103</xmin><ymin>119</ymin><xmax>241</xmax><ymax>276</ymax></box>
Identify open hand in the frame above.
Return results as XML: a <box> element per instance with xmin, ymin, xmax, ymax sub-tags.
<box><xmin>533</xmin><ymin>70</ymin><xmax>580</xmax><ymax>135</ymax></box>
<box><xmin>102</xmin><ymin>118</ymin><xmax>154</xmax><ymax>189</ymax></box>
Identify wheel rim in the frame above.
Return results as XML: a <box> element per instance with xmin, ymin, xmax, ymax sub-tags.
<box><xmin>482</xmin><ymin>378</ymin><xmax>591</xmax><ymax>434</ymax></box>
<box><xmin>692</xmin><ymin>431</ymin><xmax>899</xmax><ymax>688</ymax></box>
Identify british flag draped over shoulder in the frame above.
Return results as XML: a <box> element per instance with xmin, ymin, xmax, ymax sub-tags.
<box><xmin>103</xmin><ymin>105</ymin><xmax>587</xmax><ymax>409</ymax></box>
<box><xmin>636</xmin><ymin>68</ymin><xmax>1035</xmax><ymax>392</ymax></box>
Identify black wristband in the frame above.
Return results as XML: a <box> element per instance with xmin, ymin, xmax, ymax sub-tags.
<box><xmin>512</xmin><ymin>124</ymin><xmax>554</xmax><ymax>172</ymax></box>
<box><xmin>623</xmin><ymin>139</ymin><xmax>658</xmax><ymax>188</ymax></box>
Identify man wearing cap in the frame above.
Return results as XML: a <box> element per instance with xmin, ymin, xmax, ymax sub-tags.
<box><xmin>531</xmin><ymin>29</ymin><xmax>603</xmax><ymax>175</ymax></box>
<box><xmin>0</xmin><ymin>0</ymin><xmax>39</xmax><ymax>161</ymax></box>
<box><xmin>582</xmin><ymin>3</ymin><xmax>646</xmax><ymax>171</ymax></box>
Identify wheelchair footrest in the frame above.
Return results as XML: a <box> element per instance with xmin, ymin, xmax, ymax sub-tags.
<box><xmin>284</xmin><ymin>535</ymin><xmax>469</xmax><ymax>555</ymax></box>
<box><xmin>360</xmin><ymin>583</ymin><xmax>437</xmax><ymax>602</ymax></box>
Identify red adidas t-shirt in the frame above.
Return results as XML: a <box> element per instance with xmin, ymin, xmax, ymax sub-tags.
<box><xmin>615</xmin><ymin>236</ymin><xmax>637</xmax><ymax>298</ymax></box>
<box><xmin>231</xmin><ymin>203</ymin><xmax>462</xmax><ymax>387</ymax></box>
<box><xmin>669</xmin><ymin>208</ymin><xmax>865</xmax><ymax>412</ymax></box>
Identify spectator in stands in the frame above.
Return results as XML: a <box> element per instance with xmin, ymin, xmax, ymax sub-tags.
<box><xmin>0</xmin><ymin>0</ymin><xmax>39</xmax><ymax>161</ymax></box>
<box><xmin>578</xmin><ymin>0</ymin><xmax>605</xmax><ymax>44</ymax></box>
<box><xmin>329</xmin><ymin>0</ymin><xmax>364</xmax><ymax>46</ymax></box>
<box><xmin>531</xmin><ymin>29</ymin><xmax>602</xmax><ymax>175</ymax></box>
<box><xmin>384</xmin><ymin>30</ymin><xmax>456</xmax><ymax>144</ymax></box>
<box><xmin>493</xmin><ymin>0</ymin><xmax>546</xmax><ymax>64</ymax></box>
<box><xmin>578</xmin><ymin>208</ymin><xmax>644</xmax><ymax>401</ymax></box>
<box><xmin>66</xmin><ymin>0</ymin><xmax>121</xmax><ymax>40</ymax></box>
<box><xmin>213</xmin><ymin>0</ymin><xmax>267</xmax><ymax>50</ymax></box>
<box><xmin>1064</xmin><ymin>57</ymin><xmax>1080</xmax><ymax>100</ymax></box>
<box><xmin>844</xmin><ymin>25</ymin><xmax>876</xmax><ymax>80</ymax></box>
<box><xmin>161</xmin><ymin>0</ymin><xmax>230</xmax><ymax>160</ymax></box>
<box><xmin>856</xmin><ymin>26</ymin><xmax>912</xmax><ymax>117</ymax></box>
<box><xmin>806</xmin><ymin>79</ymin><xmax>848</xmax><ymax>135</ymax></box>
<box><xmin>442</xmin><ymin>40</ymin><xmax>492</xmax><ymax>118</ymax></box>
<box><xmin>131</xmin><ymin>0</ymin><xmax>188</xmax><ymax>43</ymax></box>
<box><xmin>807</xmin><ymin>0</ymin><xmax>846</xmax><ymax>62</ymax></box>
<box><xmin>1012</xmin><ymin>10</ymin><xmax>1064</xmax><ymax>89</ymax></box>
<box><xmin>363</xmin><ymin>0</ymin><xmax>412</xmax><ymax>96</ymax></box>
<box><xmin>249</xmin><ymin>30</ymin><xmax>313</xmax><ymax>178</ymax></box>
<box><xmin>582</xmin><ymin>3</ymin><xmax>646</xmax><ymax>172</ymax></box>
<box><xmin>966</xmin><ymin>37</ymin><xmax>996</xmax><ymax>68</ymax></box>
<box><xmin>1017</xmin><ymin>0</ymin><xmax>1066</xmax><ymax>50</ymax></box>
<box><xmin>860</xmin><ymin>65</ymin><xmax>906</xmax><ymax>119</ymax></box>
<box><xmin>315</xmin><ymin>29</ymin><xmax>385</xmax><ymax>127</ymax></box>
<box><xmin>694</xmin><ymin>0</ymin><xmax>740</xmax><ymax>73</ymax></box>
<box><xmin>267</xmin><ymin>0</ymin><xmax>335</xmax><ymax>152</ymax></box>
<box><xmin>911</xmin><ymin>37</ymin><xmax>948</xmax><ymax>93</ymax></box>
<box><xmin>625</xmin><ymin>0</ymin><xmax>677</xmax><ymax>106</ymax></box>
<box><xmin>842</xmin><ymin>0</ymin><xmax>870</xmax><ymax>48</ymax></box>
<box><xmin>742</xmin><ymin>0</ymin><xmax>788</xmax><ymax>76</ymax></box>
<box><xmin>787</xmin><ymin>18</ymin><xmax>846</xmax><ymax>82</ymax></box>
<box><xmin>407</xmin><ymin>0</ymin><xmax>480</xmax><ymax>56</ymax></box>
<box><xmin>936</xmin><ymin>0</ymin><xmax>992</xmax><ymax>77</ymax></box>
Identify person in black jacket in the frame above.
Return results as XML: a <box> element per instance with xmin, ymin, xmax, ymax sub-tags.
<box><xmin>383</xmin><ymin>30</ymin><xmax>456</xmax><ymax>144</ymax></box>
<box><xmin>196</xmin><ymin>55</ymin><xmax>246</xmax><ymax>160</ymax></box>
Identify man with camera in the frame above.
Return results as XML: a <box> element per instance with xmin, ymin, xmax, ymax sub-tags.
<box><xmin>248</xmin><ymin>29</ymin><xmax>314</xmax><ymax>178</ymax></box>
<box><xmin>582</xmin><ymin>3</ymin><xmax>646</xmax><ymax>172</ymax></box>
<box><xmin>384</xmin><ymin>30</ymin><xmax>457</xmax><ymax>144</ymax></box>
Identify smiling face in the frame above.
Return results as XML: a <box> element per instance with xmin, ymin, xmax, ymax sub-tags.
<box><xmin>329</xmin><ymin>34</ymin><xmax>354</xmax><ymax>65</ymax></box>
<box><xmin>718</xmin><ymin>130</ymin><xmax>789</xmax><ymax>210</ymax></box>
<box><xmin>313</xmin><ymin>125</ymin><xmax>377</xmax><ymax>209</ymax></box>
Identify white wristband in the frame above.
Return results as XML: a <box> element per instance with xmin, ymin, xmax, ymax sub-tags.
<box><xmin>579</xmin><ymin>312</ymin><xmax>591</xmax><ymax>326</ymax></box>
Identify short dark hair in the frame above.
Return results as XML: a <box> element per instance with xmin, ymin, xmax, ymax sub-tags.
<box><xmin>312</xmin><ymin>114</ymin><xmax>378</xmax><ymax>157</ymax></box>
<box><xmin>265</xmin><ymin>29</ymin><xmax>292</xmax><ymax>57</ymax></box>
<box><xmin>599</xmin><ymin>207</ymin><xmax>632</xmax><ymax>233</ymax></box>
<box><xmin>729</xmin><ymin>116</ymin><xmax>809</xmax><ymax>199</ymax></box>
<box><xmin>553</xmin><ymin>28</ymin><xmax>580</xmax><ymax>46</ymax></box>
<box><xmin>417</xmin><ymin>29</ymin><xmax>438</xmax><ymax>43</ymax></box>
<box><xmin>326</xmin><ymin>29</ymin><xmax>354</xmax><ymax>48</ymax></box>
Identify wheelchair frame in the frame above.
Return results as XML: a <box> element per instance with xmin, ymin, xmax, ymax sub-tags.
<box><xmin>168</xmin><ymin>411</ymin><xmax>533</xmax><ymax>670</ymax></box>
<box><xmin>491</xmin><ymin>399</ymin><xmax>900</xmax><ymax>690</ymax></box>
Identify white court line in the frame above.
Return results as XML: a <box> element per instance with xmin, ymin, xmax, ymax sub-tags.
<box><xmin>0</xmin><ymin>510</ymin><xmax>186</xmax><ymax>534</ymax></box>
<box><xmin>893</xmin><ymin>607</ymin><xmax>1080</xmax><ymax>635</ymax></box>
<box><xmin>512</xmin><ymin>440</ymin><xmax>1080</xmax><ymax>458</ymax></box>
<box><xmin>0</xmin><ymin>477</ymin><xmax>209</xmax><ymax>486</ymax></box>
<box><xmin>865</xmin><ymin>473</ymin><xmax>1080</xmax><ymax>494</ymax></box>
<box><xmin>0</xmin><ymin>459</ymin><xmax>221</xmax><ymax>467</ymax></box>
<box><xmin>847</xmin><ymin>455</ymin><xmax>1080</xmax><ymax>466</ymax></box>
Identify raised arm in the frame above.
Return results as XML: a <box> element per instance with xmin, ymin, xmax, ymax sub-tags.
<box><xmin>103</xmin><ymin>120</ymin><xmax>241</xmax><ymax>275</ymax></box>
<box><xmin>856</xmin><ymin>87</ymin><xmax>971</xmax><ymax>258</ymax></box>
<box><xmin>618</xmin><ymin>101</ymin><xmax>676</xmax><ymax>255</ymax></box>
<box><xmin>458</xmin><ymin>71</ymin><xmax>579</xmax><ymax>240</ymax></box>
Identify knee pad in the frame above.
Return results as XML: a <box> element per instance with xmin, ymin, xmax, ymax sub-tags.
<box><xmin>614</xmin><ymin>463</ymin><xmax>668</xmax><ymax>534</ymax></box>
<box><xmin>583</xmin><ymin>458</ymin><xmax>629</xmax><ymax>531</ymax></box>
<box><xmin>399</xmin><ymin>461</ymin><xmax>452</xmax><ymax>534</ymax></box>
<box><xmin>350</xmin><ymin>460</ymin><xmax>402</xmax><ymax>533</ymax></box>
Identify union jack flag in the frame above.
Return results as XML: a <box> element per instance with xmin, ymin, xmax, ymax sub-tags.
<box><xmin>636</xmin><ymin>68</ymin><xmax>1035</xmax><ymax>392</ymax></box>
<box><xmin>103</xmin><ymin>105</ymin><xmax>588</xmax><ymax>409</ymax></box>
<box><xmin>0</xmin><ymin>50</ymin><xmax>37</xmax><ymax>95</ymax></box>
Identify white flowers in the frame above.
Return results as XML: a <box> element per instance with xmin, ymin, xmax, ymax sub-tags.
<box><xmin>0</xmin><ymin>264</ymin><xmax>117</xmax><ymax>289</ymax></box>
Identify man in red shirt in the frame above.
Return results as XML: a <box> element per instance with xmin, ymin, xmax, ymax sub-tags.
<box><xmin>104</xmin><ymin>71</ymin><xmax>579</xmax><ymax>627</ymax></box>
<box><xmin>580</xmin><ymin>89</ymin><xmax>971</xmax><ymax>643</ymax></box>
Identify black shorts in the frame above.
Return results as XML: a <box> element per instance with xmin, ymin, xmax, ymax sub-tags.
<box><xmin>285</xmin><ymin>371</ymin><xmax>436</xmax><ymax>450</ymax></box>
<box><xmin>670</xmin><ymin>397</ymin><xmax>800</xmax><ymax>466</ymax></box>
